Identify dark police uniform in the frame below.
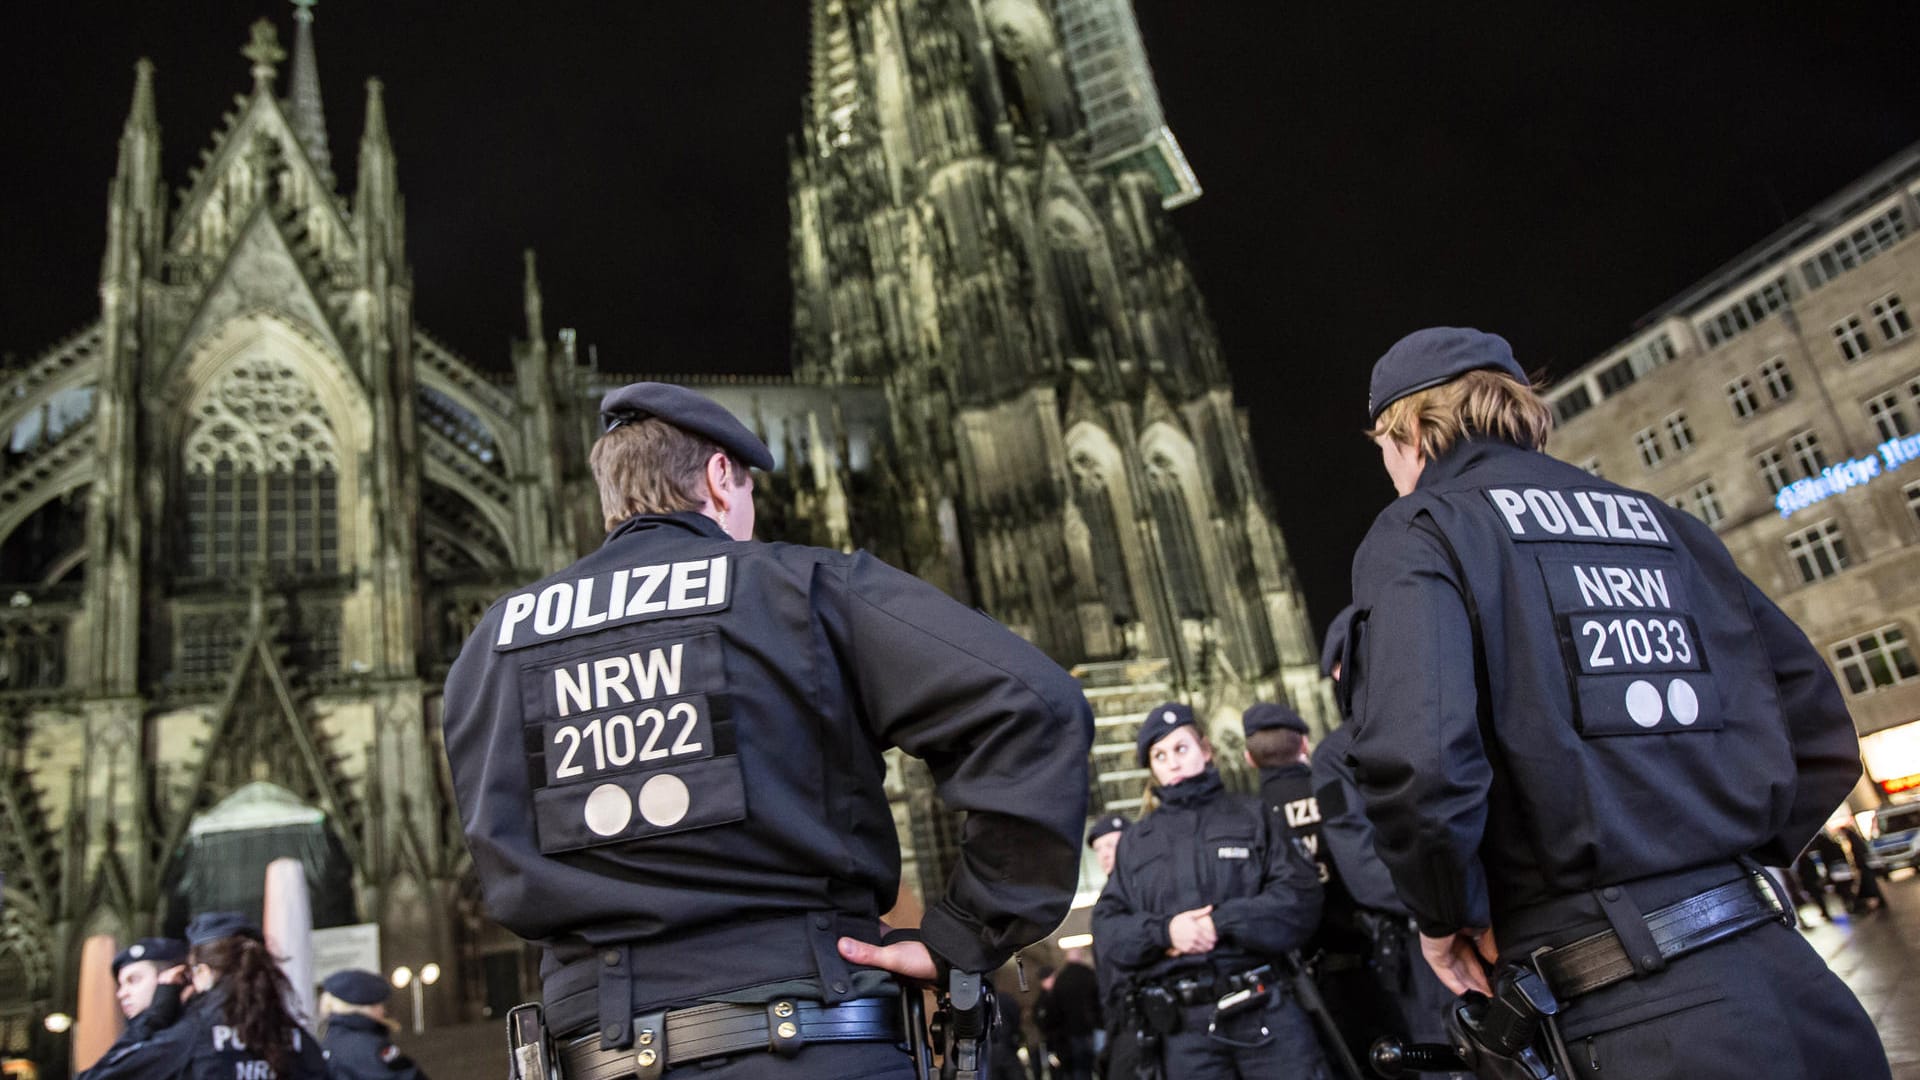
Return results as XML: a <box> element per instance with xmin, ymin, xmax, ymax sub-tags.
<box><xmin>1345</xmin><ymin>327</ymin><xmax>1888</xmax><ymax>1077</ymax></box>
<box><xmin>321</xmin><ymin>969</ymin><xmax>426</xmax><ymax>1079</ymax></box>
<box><xmin>1245</xmin><ymin>702</ymin><xmax>1397</xmax><ymax>1075</ymax></box>
<box><xmin>109</xmin><ymin>937</ymin><xmax>190</xmax><ymax>1044</ymax></box>
<box><xmin>78</xmin><ymin>987</ymin><xmax>329</xmax><ymax>1080</ymax></box>
<box><xmin>442</xmin><ymin>382</ymin><xmax>1093</xmax><ymax>1077</ymax></box>
<box><xmin>1091</xmin><ymin>704</ymin><xmax>1328</xmax><ymax>1080</ymax></box>
<box><xmin>1087</xmin><ymin>814</ymin><xmax>1145</xmax><ymax>1080</ymax></box>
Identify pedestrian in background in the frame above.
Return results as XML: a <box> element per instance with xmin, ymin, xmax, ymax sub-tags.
<box><xmin>1347</xmin><ymin>326</ymin><xmax>1887</xmax><ymax>1077</ymax></box>
<box><xmin>1092</xmin><ymin>702</ymin><xmax>1328</xmax><ymax>1079</ymax></box>
<box><xmin>318</xmin><ymin>969</ymin><xmax>428</xmax><ymax>1079</ymax></box>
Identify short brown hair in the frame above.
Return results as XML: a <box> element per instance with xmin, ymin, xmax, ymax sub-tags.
<box><xmin>1368</xmin><ymin>369</ymin><xmax>1553</xmax><ymax>460</ymax></box>
<box><xmin>589</xmin><ymin>418</ymin><xmax>739</xmax><ymax>532</ymax></box>
<box><xmin>1245</xmin><ymin>728</ymin><xmax>1306</xmax><ymax>769</ymax></box>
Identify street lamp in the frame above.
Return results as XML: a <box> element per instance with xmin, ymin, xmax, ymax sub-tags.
<box><xmin>390</xmin><ymin>962</ymin><xmax>439</xmax><ymax>1035</ymax></box>
<box><xmin>44</xmin><ymin>1012</ymin><xmax>72</xmax><ymax>1034</ymax></box>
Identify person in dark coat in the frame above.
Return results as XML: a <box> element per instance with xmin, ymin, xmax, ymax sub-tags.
<box><xmin>442</xmin><ymin>383</ymin><xmax>1093</xmax><ymax>1079</ymax></box>
<box><xmin>110</xmin><ymin>937</ymin><xmax>190</xmax><ymax>1041</ymax></box>
<box><xmin>1840</xmin><ymin>823</ymin><xmax>1886</xmax><ymax>914</ymax></box>
<box><xmin>1810</xmin><ymin>830</ymin><xmax>1858</xmax><ymax>912</ymax></box>
<box><xmin>79</xmin><ymin>912</ymin><xmax>328</xmax><ymax>1080</ymax></box>
<box><xmin>1037</xmin><ymin>952</ymin><xmax>1100</xmax><ymax>1080</ymax></box>
<box><xmin>318</xmin><ymin>969</ymin><xmax>427</xmax><ymax>1079</ymax></box>
<box><xmin>1086</xmin><ymin>814</ymin><xmax>1143</xmax><ymax>1080</ymax></box>
<box><xmin>1346</xmin><ymin>327</ymin><xmax>1888</xmax><ymax>1078</ymax></box>
<box><xmin>1091</xmin><ymin>702</ymin><xmax>1329</xmax><ymax>1079</ymax></box>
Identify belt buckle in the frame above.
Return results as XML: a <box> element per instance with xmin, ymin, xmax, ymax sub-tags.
<box><xmin>1750</xmin><ymin>869</ymin><xmax>1795</xmax><ymax>928</ymax></box>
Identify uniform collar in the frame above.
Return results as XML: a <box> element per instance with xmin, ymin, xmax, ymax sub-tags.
<box><xmin>1157</xmin><ymin>765</ymin><xmax>1225</xmax><ymax>808</ymax></box>
<box><xmin>329</xmin><ymin>1012</ymin><xmax>385</xmax><ymax>1033</ymax></box>
<box><xmin>605</xmin><ymin>511</ymin><xmax>731</xmax><ymax>545</ymax></box>
<box><xmin>1415</xmin><ymin>437</ymin><xmax>1524</xmax><ymax>491</ymax></box>
<box><xmin>1262</xmin><ymin>762</ymin><xmax>1311</xmax><ymax>781</ymax></box>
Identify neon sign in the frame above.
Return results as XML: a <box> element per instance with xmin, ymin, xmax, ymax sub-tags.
<box><xmin>1775</xmin><ymin>432</ymin><xmax>1920</xmax><ymax>518</ymax></box>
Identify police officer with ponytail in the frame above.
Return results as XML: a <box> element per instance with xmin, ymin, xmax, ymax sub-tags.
<box><xmin>1091</xmin><ymin>703</ymin><xmax>1327</xmax><ymax>1079</ymax></box>
<box><xmin>79</xmin><ymin>911</ymin><xmax>328</xmax><ymax>1079</ymax></box>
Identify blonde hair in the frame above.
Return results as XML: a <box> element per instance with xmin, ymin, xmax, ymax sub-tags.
<box><xmin>1368</xmin><ymin>369</ymin><xmax>1553</xmax><ymax>460</ymax></box>
<box><xmin>589</xmin><ymin>419</ymin><xmax>741</xmax><ymax>532</ymax></box>
<box><xmin>317</xmin><ymin>991</ymin><xmax>397</xmax><ymax>1036</ymax></box>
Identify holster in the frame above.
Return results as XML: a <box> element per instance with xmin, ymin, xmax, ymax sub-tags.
<box><xmin>1445</xmin><ymin>967</ymin><xmax>1569</xmax><ymax>1080</ymax></box>
<box><xmin>1132</xmin><ymin>985</ymin><xmax>1181</xmax><ymax>1037</ymax></box>
<box><xmin>506</xmin><ymin>1001</ymin><xmax>562</xmax><ymax>1080</ymax></box>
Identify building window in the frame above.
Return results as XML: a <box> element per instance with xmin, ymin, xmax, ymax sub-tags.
<box><xmin>1701</xmin><ymin>275</ymin><xmax>1792</xmax><ymax>348</ymax></box>
<box><xmin>1688</xmin><ymin>480</ymin><xmax>1724</xmax><ymax>528</ymax></box>
<box><xmin>1869</xmin><ymin>392</ymin><xmax>1912</xmax><ymax>441</ymax></box>
<box><xmin>1664</xmin><ymin>412</ymin><xmax>1695</xmax><ymax>454</ymax></box>
<box><xmin>1787</xmin><ymin>520</ymin><xmax>1850</xmax><ymax>583</ymax></box>
<box><xmin>1635</xmin><ymin>427</ymin><xmax>1665</xmax><ymax>468</ymax></box>
<box><xmin>1907</xmin><ymin>480</ymin><xmax>1920</xmax><ymax>527</ymax></box>
<box><xmin>1596</xmin><ymin>358</ymin><xmax>1637</xmax><ymax>396</ymax></box>
<box><xmin>1726</xmin><ymin>377</ymin><xmax>1759</xmax><ymax>419</ymax></box>
<box><xmin>1145</xmin><ymin>459</ymin><xmax>1211</xmax><ymax>620</ymax></box>
<box><xmin>1756</xmin><ymin>448</ymin><xmax>1790</xmax><ymax>491</ymax></box>
<box><xmin>1788</xmin><ymin>430</ymin><xmax>1827</xmax><ymax>478</ymax></box>
<box><xmin>1834</xmin><ymin>316</ymin><xmax>1873</xmax><ymax>361</ymax></box>
<box><xmin>1759</xmin><ymin>357</ymin><xmax>1795</xmax><ymax>401</ymax></box>
<box><xmin>1554</xmin><ymin>384</ymin><xmax>1594</xmax><ymax>423</ymax></box>
<box><xmin>1801</xmin><ymin>205</ymin><xmax>1909</xmax><ymax>289</ymax></box>
<box><xmin>1872</xmin><ymin>294</ymin><xmax>1913</xmax><ymax>343</ymax></box>
<box><xmin>1832</xmin><ymin>625</ymin><xmax>1920</xmax><ymax>696</ymax></box>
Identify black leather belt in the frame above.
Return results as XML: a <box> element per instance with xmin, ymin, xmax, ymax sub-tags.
<box><xmin>1535</xmin><ymin>873</ymin><xmax>1786</xmax><ymax>1000</ymax></box>
<box><xmin>558</xmin><ymin>996</ymin><xmax>904</xmax><ymax>1080</ymax></box>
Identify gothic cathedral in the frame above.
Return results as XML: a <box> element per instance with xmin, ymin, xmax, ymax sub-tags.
<box><xmin>0</xmin><ymin>1</ymin><xmax>1326</xmax><ymax>1059</ymax></box>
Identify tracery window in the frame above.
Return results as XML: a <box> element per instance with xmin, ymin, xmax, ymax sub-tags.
<box><xmin>1145</xmin><ymin>456</ymin><xmax>1210</xmax><ymax>620</ymax></box>
<box><xmin>181</xmin><ymin>356</ymin><xmax>340</xmax><ymax>580</ymax></box>
<box><xmin>1069</xmin><ymin>455</ymin><xmax>1135</xmax><ymax>622</ymax></box>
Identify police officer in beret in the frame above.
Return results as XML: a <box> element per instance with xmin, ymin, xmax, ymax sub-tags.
<box><xmin>1346</xmin><ymin>326</ymin><xmax>1889</xmax><ymax>1076</ymax></box>
<box><xmin>1091</xmin><ymin>703</ymin><xmax>1327</xmax><ymax>1079</ymax></box>
<box><xmin>110</xmin><ymin>937</ymin><xmax>189</xmax><ymax>1040</ymax></box>
<box><xmin>1085</xmin><ymin>814</ymin><xmax>1141</xmax><ymax>1080</ymax></box>
<box><xmin>1309</xmin><ymin>608</ymin><xmax>1463</xmax><ymax>1076</ymax></box>
<box><xmin>320</xmin><ymin>969</ymin><xmax>428</xmax><ymax>1079</ymax></box>
<box><xmin>80</xmin><ymin>912</ymin><xmax>328</xmax><ymax>1079</ymax></box>
<box><xmin>443</xmin><ymin>382</ymin><xmax>1093</xmax><ymax>1078</ymax></box>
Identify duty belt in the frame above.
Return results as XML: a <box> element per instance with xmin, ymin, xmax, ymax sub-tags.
<box><xmin>557</xmin><ymin>996</ymin><xmax>903</xmax><ymax>1080</ymax></box>
<box><xmin>1150</xmin><ymin>966</ymin><xmax>1271</xmax><ymax>1007</ymax></box>
<box><xmin>1533</xmin><ymin>872</ymin><xmax>1786</xmax><ymax>1000</ymax></box>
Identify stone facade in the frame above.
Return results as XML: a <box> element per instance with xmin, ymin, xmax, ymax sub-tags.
<box><xmin>1547</xmin><ymin>142</ymin><xmax>1920</xmax><ymax>804</ymax></box>
<box><xmin>0</xmin><ymin>1</ymin><xmax>1326</xmax><ymax>1062</ymax></box>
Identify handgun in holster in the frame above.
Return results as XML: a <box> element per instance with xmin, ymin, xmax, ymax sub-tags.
<box><xmin>506</xmin><ymin>1002</ymin><xmax>563</xmax><ymax>1080</ymax></box>
<box><xmin>1370</xmin><ymin>966</ymin><xmax>1570</xmax><ymax>1079</ymax></box>
<box><xmin>929</xmin><ymin>970</ymin><xmax>994</xmax><ymax>1080</ymax></box>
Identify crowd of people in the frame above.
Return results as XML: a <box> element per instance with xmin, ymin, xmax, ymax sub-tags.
<box><xmin>77</xmin><ymin>912</ymin><xmax>426</xmax><ymax>1079</ymax></box>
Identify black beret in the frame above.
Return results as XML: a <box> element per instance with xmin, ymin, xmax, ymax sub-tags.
<box><xmin>598</xmin><ymin>382</ymin><xmax>775</xmax><ymax>471</ymax></box>
<box><xmin>184</xmin><ymin>911</ymin><xmax>262</xmax><ymax>948</ymax></box>
<box><xmin>1368</xmin><ymin>327</ymin><xmax>1528</xmax><ymax>421</ymax></box>
<box><xmin>1242</xmin><ymin>701</ymin><xmax>1309</xmax><ymax>737</ymax></box>
<box><xmin>1321</xmin><ymin>604</ymin><xmax>1357</xmax><ymax>679</ymax></box>
<box><xmin>323</xmin><ymin>968</ymin><xmax>392</xmax><ymax>1006</ymax></box>
<box><xmin>1136</xmin><ymin>701</ymin><xmax>1199</xmax><ymax>767</ymax></box>
<box><xmin>1086</xmin><ymin>814</ymin><xmax>1129</xmax><ymax>847</ymax></box>
<box><xmin>112</xmin><ymin>938</ymin><xmax>188</xmax><ymax>976</ymax></box>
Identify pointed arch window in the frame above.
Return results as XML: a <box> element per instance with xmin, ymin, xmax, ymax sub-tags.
<box><xmin>182</xmin><ymin>357</ymin><xmax>339</xmax><ymax>580</ymax></box>
<box><xmin>1069</xmin><ymin>454</ymin><xmax>1135</xmax><ymax>622</ymax></box>
<box><xmin>1146</xmin><ymin>456</ymin><xmax>1210</xmax><ymax>619</ymax></box>
<box><xmin>1047</xmin><ymin>203</ymin><xmax>1103</xmax><ymax>358</ymax></box>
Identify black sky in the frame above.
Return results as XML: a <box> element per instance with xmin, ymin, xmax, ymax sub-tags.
<box><xmin>3</xmin><ymin>3</ymin><xmax>1916</xmax><ymax>640</ymax></box>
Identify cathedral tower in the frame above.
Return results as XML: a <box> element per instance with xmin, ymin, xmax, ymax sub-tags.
<box><xmin>788</xmin><ymin>0</ymin><xmax>1331</xmax><ymax>837</ymax></box>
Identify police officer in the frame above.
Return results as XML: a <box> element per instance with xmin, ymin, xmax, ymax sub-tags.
<box><xmin>1241</xmin><ymin>701</ymin><xmax>1390</xmax><ymax>1075</ymax></box>
<box><xmin>442</xmin><ymin>383</ymin><xmax>1093</xmax><ymax>1078</ymax></box>
<box><xmin>319</xmin><ymin>969</ymin><xmax>428</xmax><ymax>1079</ymax></box>
<box><xmin>110</xmin><ymin>937</ymin><xmax>189</xmax><ymax>1040</ymax></box>
<box><xmin>1309</xmin><ymin>608</ymin><xmax>1461</xmax><ymax>1075</ymax></box>
<box><xmin>1086</xmin><ymin>814</ymin><xmax>1142</xmax><ymax>1080</ymax></box>
<box><xmin>1091</xmin><ymin>703</ymin><xmax>1328</xmax><ymax>1079</ymax></box>
<box><xmin>1346</xmin><ymin>326</ymin><xmax>1889</xmax><ymax>1076</ymax></box>
<box><xmin>79</xmin><ymin>912</ymin><xmax>328</xmax><ymax>1079</ymax></box>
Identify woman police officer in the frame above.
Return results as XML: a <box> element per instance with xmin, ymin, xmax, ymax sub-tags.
<box><xmin>1091</xmin><ymin>702</ymin><xmax>1329</xmax><ymax>1079</ymax></box>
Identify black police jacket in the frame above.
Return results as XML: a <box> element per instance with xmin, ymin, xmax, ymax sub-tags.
<box><xmin>1091</xmin><ymin>767</ymin><xmax>1322</xmax><ymax>985</ymax></box>
<box><xmin>443</xmin><ymin>512</ymin><xmax>1092</xmax><ymax>1020</ymax></box>
<box><xmin>1346</xmin><ymin>439</ymin><xmax>1862</xmax><ymax>938</ymax></box>
<box><xmin>1258</xmin><ymin>763</ymin><xmax>1370</xmax><ymax>955</ymax></box>
<box><xmin>322</xmin><ymin>1013</ymin><xmax>425</xmax><ymax>1079</ymax></box>
<box><xmin>76</xmin><ymin>987</ymin><xmax>328</xmax><ymax>1080</ymax></box>
<box><xmin>1309</xmin><ymin>723</ymin><xmax>1409</xmax><ymax>917</ymax></box>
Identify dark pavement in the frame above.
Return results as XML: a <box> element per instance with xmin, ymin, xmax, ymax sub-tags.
<box><xmin>1798</xmin><ymin>869</ymin><xmax>1920</xmax><ymax>1078</ymax></box>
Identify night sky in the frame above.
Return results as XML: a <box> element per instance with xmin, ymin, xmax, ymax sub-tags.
<box><xmin>3</xmin><ymin>3</ymin><xmax>1916</xmax><ymax>639</ymax></box>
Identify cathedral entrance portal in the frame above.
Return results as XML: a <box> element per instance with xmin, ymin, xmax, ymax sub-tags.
<box><xmin>162</xmin><ymin>781</ymin><xmax>357</xmax><ymax>937</ymax></box>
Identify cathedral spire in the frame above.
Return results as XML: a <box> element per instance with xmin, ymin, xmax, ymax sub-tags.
<box><xmin>286</xmin><ymin>0</ymin><xmax>333</xmax><ymax>180</ymax></box>
<box><xmin>523</xmin><ymin>249</ymin><xmax>545</xmax><ymax>344</ymax></box>
<box><xmin>124</xmin><ymin>57</ymin><xmax>157</xmax><ymax>136</ymax></box>
<box><xmin>355</xmin><ymin>77</ymin><xmax>401</xmax><ymax>270</ymax></box>
<box><xmin>242</xmin><ymin>18</ymin><xmax>285</xmax><ymax>90</ymax></box>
